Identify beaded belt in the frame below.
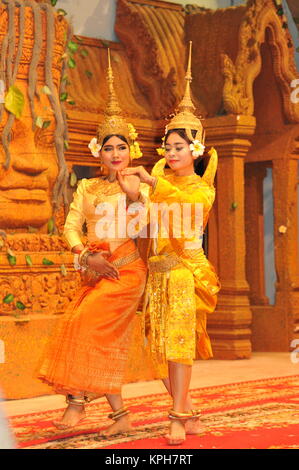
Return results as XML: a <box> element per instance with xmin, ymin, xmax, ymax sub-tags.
<box><xmin>148</xmin><ymin>254</ymin><xmax>181</xmax><ymax>273</ymax></box>
<box><xmin>148</xmin><ymin>248</ymin><xmax>204</xmax><ymax>273</ymax></box>
<box><xmin>82</xmin><ymin>249</ymin><xmax>140</xmax><ymax>284</ymax></box>
<box><xmin>111</xmin><ymin>249</ymin><xmax>140</xmax><ymax>268</ymax></box>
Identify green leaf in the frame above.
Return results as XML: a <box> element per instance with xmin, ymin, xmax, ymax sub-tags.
<box><xmin>4</xmin><ymin>85</ymin><xmax>25</xmax><ymax>119</ymax></box>
<box><xmin>67</xmin><ymin>41</ymin><xmax>79</xmax><ymax>53</ymax></box>
<box><xmin>85</xmin><ymin>70</ymin><xmax>93</xmax><ymax>79</ymax></box>
<box><xmin>51</xmin><ymin>0</ymin><xmax>58</xmax><ymax>6</ymax></box>
<box><xmin>67</xmin><ymin>100</ymin><xmax>76</xmax><ymax>105</ymax></box>
<box><xmin>60</xmin><ymin>92</ymin><xmax>68</xmax><ymax>102</ymax></box>
<box><xmin>35</xmin><ymin>116</ymin><xmax>44</xmax><ymax>128</ymax></box>
<box><xmin>16</xmin><ymin>301</ymin><xmax>26</xmax><ymax>310</ymax></box>
<box><xmin>80</xmin><ymin>49</ymin><xmax>89</xmax><ymax>58</ymax></box>
<box><xmin>64</xmin><ymin>140</ymin><xmax>69</xmax><ymax>150</ymax></box>
<box><xmin>57</xmin><ymin>8</ymin><xmax>67</xmax><ymax>16</ymax></box>
<box><xmin>47</xmin><ymin>218</ymin><xmax>55</xmax><ymax>234</ymax></box>
<box><xmin>7</xmin><ymin>254</ymin><xmax>16</xmax><ymax>266</ymax></box>
<box><xmin>101</xmin><ymin>40</ymin><xmax>110</xmax><ymax>48</ymax></box>
<box><xmin>42</xmin><ymin>120</ymin><xmax>51</xmax><ymax>129</ymax></box>
<box><xmin>28</xmin><ymin>226</ymin><xmax>38</xmax><ymax>233</ymax></box>
<box><xmin>41</xmin><ymin>85</ymin><xmax>52</xmax><ymax>95</ymax></box>
<box><xmin>70</xmin><ymin>171</ymin><xmax>77</xmax><ymax>187</ymax></box>
<box><xmin>67</xmin><ymin>57</ymin><xmax>76</xmax><ymax>69</ymax></box>
<box><xmin>60</xmin><ymin>264</ymin><xmax>67</xmax><ymax>277</ymax></box>
<box><xmin>7</xmin><ymin>248</ymin><xmax>15</xmax><ymax>257</ymax></box>
<box><xmin>25</xmin><ymin>255</ymin><xmax>33</xmax><ymax>267</ymax></box>
<box><xmin>3</xmin><ymin>294</ymin><xmax>14</xmax><ymax>304</ymax></box>
<box><xmin>42</xmin><ymin>258</ymin><xmax>54</xmax><ymax>266</ymax></box>
<box><xmin>231</xmin><ymin>202</ymin><xmax>238</xmax><ymax>210</ymax></box>
<box><xmin>62</xmin><ymin>75</ymin><xmax>71</xmax><ymax>86</ymax></box>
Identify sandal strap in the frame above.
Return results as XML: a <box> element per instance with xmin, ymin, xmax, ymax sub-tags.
<box><xmin>108</xmin><ymin>407</ymin><xmax>129</xmax><ymax>421</ymax></box>
<box><xmin>66</xmin><ymin>394</ymin><xmax>86</xmax><ymax>406</ymax></box>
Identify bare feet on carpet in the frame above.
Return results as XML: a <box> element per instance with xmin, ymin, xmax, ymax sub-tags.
<box><xmin>53</xmin><ymin>404</ymin><xmax>86</xmax><ymax>430</ymax></box>
<box><xmin>165</xmin><ymin>419</ymin><xmax>186</xmax><ymax>446</ymax></box>
<box><xmin>101</xmin><ymin>415</ymin><xmax>132</xmax><ymax>437</ymax></box>
<box><xmin>185</xmin><ymin>417</ymin><xmax>205</xmax><ymax>435</ymax></box>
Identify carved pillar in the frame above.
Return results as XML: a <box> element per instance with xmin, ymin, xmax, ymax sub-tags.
<box><xmin>245</xmin><ymin>163</ymin><xmax>269</xmax><ymax>305</ymax></box>
<box><xmin>205</xmin><ymin>115</ymin><xmax>256</xmax><ymax>359</ymax></box>
<box><xmin>272</xmin><ymin>157</ymin><xmax>299</xmax><ymax>348</ymax></box>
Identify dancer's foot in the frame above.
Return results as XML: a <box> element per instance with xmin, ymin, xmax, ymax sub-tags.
<box><xmin>185</xmin><ymin>416</ymin><xmax>205</xmax><ymax>435</ymax></box>
<box><xmin>165</xmin><ymin>419</ymin><xmax>186</xmax><ymax>446</ymax></box>
<box><xmin>101</xmin><ymin>414</ymin><xmax>132</xmax><ymax>437</ymax></box>
<box><xmin>53</xmin><ymin>404</ymin><xmax>86</xmax><ymax>430</ymax></box>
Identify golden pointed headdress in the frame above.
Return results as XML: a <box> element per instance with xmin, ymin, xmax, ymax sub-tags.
<box><xmin>166</xmin><ymin>41</ymin><xmax>204</xmax><ymax>143</ymax></box>
<box><xmin>90</xmin><ymin>49</ymin><xmax>142</xmax><ymax>159</ymax></box>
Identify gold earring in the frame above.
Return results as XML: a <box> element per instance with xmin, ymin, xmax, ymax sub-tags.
<box><xmin>99</xmin><ymin>156</ymin><xmax>104</xmax><ymax>174</ymax></box>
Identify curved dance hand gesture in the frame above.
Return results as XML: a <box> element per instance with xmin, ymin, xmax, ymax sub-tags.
<box><xmin>120</xmin><ymin>166</ymin><xmax>156</xmax><ymax>187</ymax></box>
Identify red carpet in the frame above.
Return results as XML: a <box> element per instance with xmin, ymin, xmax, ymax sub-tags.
<box><xmin>9</xmin><ymin>375</ymin><xmax>299</xmax><ymax>449</ymax></box>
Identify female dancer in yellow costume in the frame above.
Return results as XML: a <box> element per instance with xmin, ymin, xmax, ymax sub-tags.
<box><xmin>121</xmin><ymin>42</ymin><xmax>221</xmax><ymax>445</ymax></box>
<box><xmin>38</xmin><ymin>50</ymin><xmax>146</xmax><ymax>436</ymax></box>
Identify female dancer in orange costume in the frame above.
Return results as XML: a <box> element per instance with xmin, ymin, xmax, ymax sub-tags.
<box><xmin>38</xmin><ymin>50</ymin><xmax>146</xmax><ymax>436</ymax></box>
<box><xmin>121</xmin><ymin>42</ymin><xmax>221</xmax><ymax>445</ymax></box>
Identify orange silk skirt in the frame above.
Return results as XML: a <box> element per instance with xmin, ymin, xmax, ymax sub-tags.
<box><xmin>37</xmin><ymin>240</ymin><xmax>146</xmax><ymax>397</ymax></box>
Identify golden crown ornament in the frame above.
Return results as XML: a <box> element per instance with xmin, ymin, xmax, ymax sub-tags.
<box><xmin>88</xmin><ymin>49</ymin><xmax>142</xmax><ymax>160</ymax></box>
<box><xmin>157</xmin><ymin>41</ymin><xmax>205</xmax><ymax>157</ymax></box>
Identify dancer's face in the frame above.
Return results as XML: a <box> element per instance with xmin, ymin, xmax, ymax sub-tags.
<box><xmin>165</xmin><ymin>132</ymin><xmax>195</xmax><ymax>176</ymax></box>
<box><xmin>100</xmin><ymin>135</ymin><xmax>130</xmax><ymax>173</ymax></box>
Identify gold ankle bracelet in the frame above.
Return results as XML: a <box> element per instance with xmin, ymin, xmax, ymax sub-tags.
<box><xmin>191</xmin><ymin>408</ymin><xmax>201</xmax><ymax>419</ymax></box>
<box><xmin>168</xmin><ymin>409</ymin><xmax>199</xmax><ymax>420</ymax></box>
<box><xmin>108</xmin><ymin>407</ymin><xmax>129</xmax><ymax>421</ymax></box>
<box><xmin>66</xmin><ymin>395</ymin><xmax>86</xmax><ymax>407</ymax></box>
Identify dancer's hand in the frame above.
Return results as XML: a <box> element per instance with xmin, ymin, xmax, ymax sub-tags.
<box><xmin>120</xmin><ymin>166</ymin><xmax>156</xmax><ymax>187</ymax></box>
<box><xmin>117</xmin><ymin>173</ymin><xmax>140</xmax><ymax>202</ymax></box>
<box><xmin>87</xmin><ymin>252</ymin><xmax>119</xmax><ymax>280</ymax></box>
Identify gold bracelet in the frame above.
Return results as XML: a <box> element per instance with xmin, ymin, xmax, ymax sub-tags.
<box><xmin>78</xmin><ymin>247</ymin><xmax>92</xmax><ymax>269</ymax></box>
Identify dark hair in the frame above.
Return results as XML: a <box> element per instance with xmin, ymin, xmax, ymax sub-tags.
<box><xmin>102</xmin><ymin>134</ymin><xmax>128</xmax><ymax>146</ymax></box>
<box><xmin>165</xmin><ymin>128</ymin><xmax>196</xmax><ymax>145</ymax></box>
<box><xmin>164</xmin><ymin>128</ymin><xmax>205</xmax><ymax>176</ymax></box>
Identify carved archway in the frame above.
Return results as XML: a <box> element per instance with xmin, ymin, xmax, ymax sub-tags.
<box><xmin>222</xmin><ymin>0</ymin><xmax>299</xmax><ymax>122</ymax></box>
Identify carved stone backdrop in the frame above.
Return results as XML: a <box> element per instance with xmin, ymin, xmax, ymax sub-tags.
<box><xmin>0</xmin><ymin>0</ymin><xmax>299</xmax><ymax>398</ymax></box>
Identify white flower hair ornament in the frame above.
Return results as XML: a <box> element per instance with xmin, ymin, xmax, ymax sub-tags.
<box><xmin>190</xmin><ymin>140</ymin><xmax>205</xmax><ymax>158</ymax></box>
<box><xmin>88</xmin><ymin>137</ymin><xmax>102</xmax><ymax>158</ymax></box>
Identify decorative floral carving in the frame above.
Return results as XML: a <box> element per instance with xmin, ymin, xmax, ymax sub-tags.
<box><xmin>0</xmin><ymin>271</ymin><xmax>80</xmax><ymax>315</ymax></box>
<box><xmin>115</xmin><ymin>0</ymin><xmax>184</xmax><ymax>119</ymax></box>
<box><xmin>0</xmin><ymin>234</ymin><xmax>68</xmax><ymax>252</ymax></box>
<box><xmin>221</xmin><ymin>0</ymin><xmax>299</xmax><ymax>121</ymax></box>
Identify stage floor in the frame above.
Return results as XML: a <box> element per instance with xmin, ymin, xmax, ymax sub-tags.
<box><xmin>2</xmin><ymin>352</ymin><xmax>298</xmax><ymax>417</ymax></box>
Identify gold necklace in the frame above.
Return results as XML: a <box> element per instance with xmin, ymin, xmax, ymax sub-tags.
<box><xmin>91</xmin><ymin>178</ymin><xmax>122</xmax><ymax>206</ymax></box>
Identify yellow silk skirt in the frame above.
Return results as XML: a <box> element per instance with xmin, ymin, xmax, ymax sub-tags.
<box><xmin>146</xmin><ymin>249</ymin><xmax>221</xmax><ymax>366</ymax></box>
<box><xmin>37</xmin><ymin>240</ymin><xmax>146</xmax><ymax>397</ymax></box>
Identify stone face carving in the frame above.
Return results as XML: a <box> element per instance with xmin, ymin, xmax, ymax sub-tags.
<box><xmin>0</xmin><ymin>1</ymin><xmax>71</xmax><ymax>230</ymax></box>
